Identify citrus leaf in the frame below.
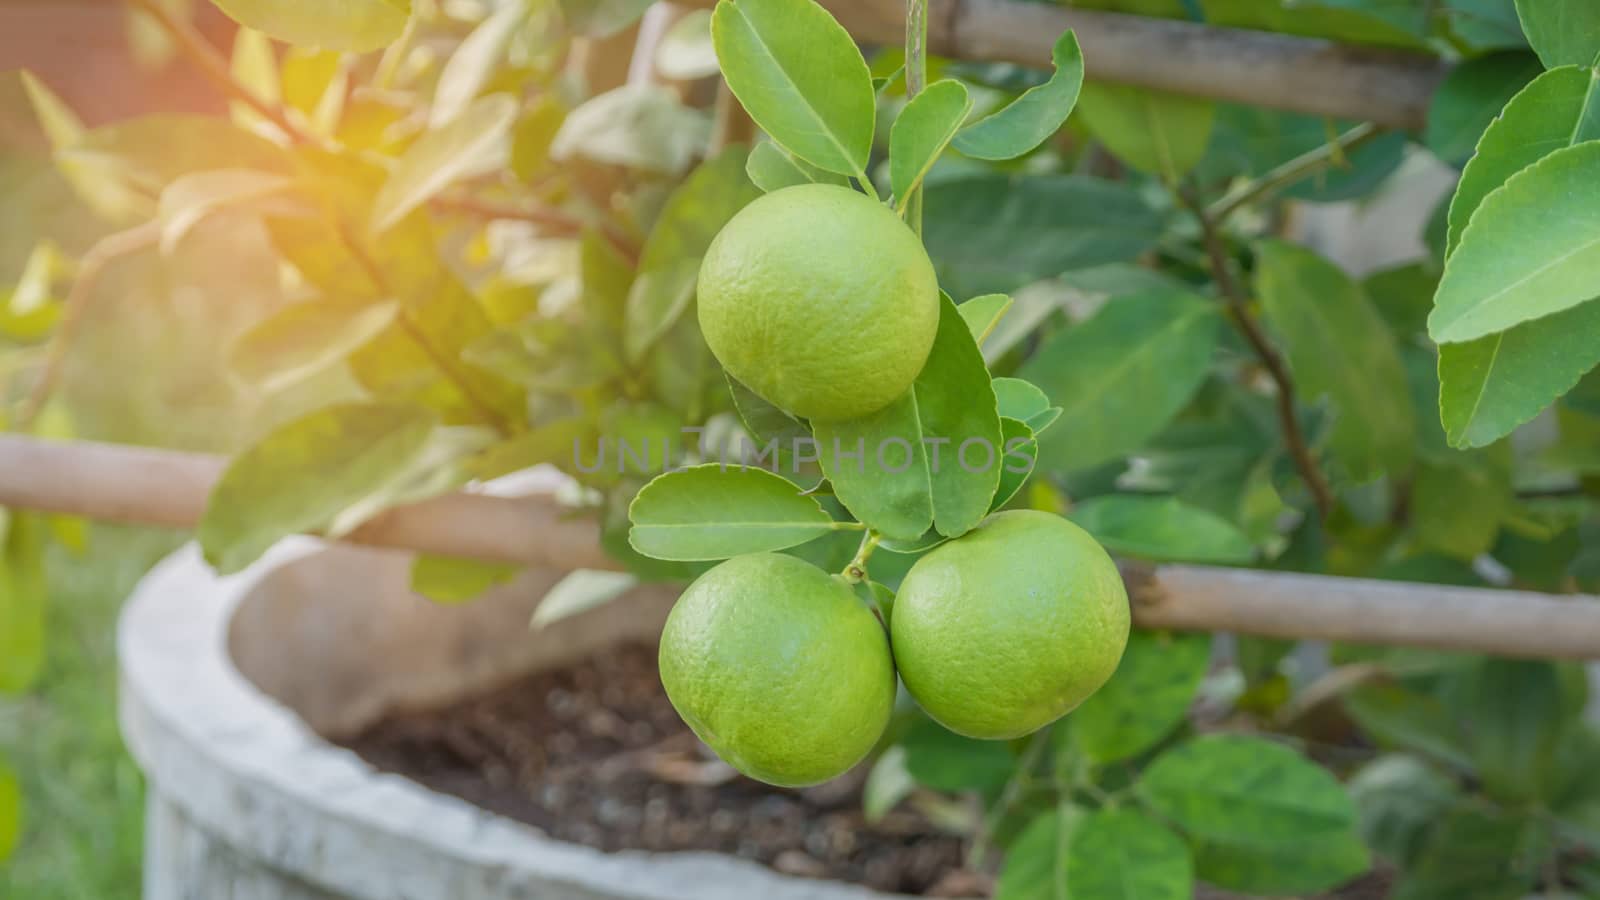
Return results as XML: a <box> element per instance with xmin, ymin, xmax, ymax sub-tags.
<box><xmin>991</xmin><ymin>418</ymin><xmax>1038</xmax><ymax>512</ymax></box>
<box><xmin>655</xmin><ymin>9</ymin><xmax>718</xmax><ymax>80</ymax></box>
<box><xmin>198</xmin><ymin>402</ymin><xmax>440</xmax><ymax>574</ymax></box>
<box><xmin>813</xmin><ymin>294</ymin><xmax>1003</xmax><ymax>540</ymax></box>
<box><xmin>410</xmin><ymin>555</ymin><xmax>522</xmax><ymax>605</ymax></box>
<box><xmin>431</xmin><ymin>0</ymin><xmax>530</xmax><ymax>127</ymax></box>
<box><xmin>550</xmin><ymin>85</ymin><xmax>710</xmax><ymax>175</ymax></box>
<box><xmin>957</xmin><ymin>293</ymin><xmax>1012</xmax><ymax>346</ymax></box>
<box><xmin>1430</xmin><ymin>142</ymin><xmax>1600</xmax><ymax>343</ymax></box>
<box><xmin>209</xmin><ymin>0</ymin><xmax>411</xmax><ymax>53</ymax></box>
<box><xmin>0</xmin><ymin>514</ymin><xmax>47</xmax><ymax>695</ymax></box>
<box><xmin>228</xmin><ymin>299</ymin><xmax>399</xmax><ymax>392</ymax></box>
<box><xmin>1075</xmin><ymin>82</ymin><xmax>1215</xmax><ymax>182</ymax></box>
<box><xmin>1448</xmin><ymin>65</ymin><xmax>1600</xmax><ymax>255</ymax></box>
<box><xmin>159</xmin><ymin>169</ymin><xmax>297</xmax><ymax>254</ymax></box>
<box><xmin>991</xmin><ymin>377</ymin><xmax>1060</xmax><ymax>434</ymax></box>
<box><xmin>923</xmin><ymin>174</ymin><xmax>1163</xmax><ymax>298</ymax></box>
<box><xmin>861</xmin><ymin>746</ymin><xmax>915</xmax><ymax>824</ymax></box>
<box><xmin>1391</xmin><ymin>804</ymin><xmax>1541</xmax><ymax>900</ymax></box>
<box><xmin>627</xmin><ymin>464</ymin><xmax>845</xmax><ymax>561</ymax></box>
<box><xmin>1410</xmin><ymin>451</ymin><xmax>1513</xmax><ymax>558</ymax></box>
<box><xmin>1069</xmin><ymin>630</ymin><xmax>1210</xmax><ymax>763</ymax></box>
<box><xmin>0</xmin><ymin>757</ymin><xmax>18</xmax><ymax>861</ymax></box>
<box><xmin>725</xmin><ymin>375</ymin><xmax>823</xmax><ymax>489</ymax></box>
<box><xmin>1424</xmin><ymin>51</ymin><xmax>1542</xmax><ymax>167</ymax></box>
<box><xmin>1194</xmin><ymin>829</ymin><xmax>1370</xmax><ymax>896</ymax></box>
<box><xmin>1256</xmin><ymin>240</ymin><xmax>1415</xmax><ymax>480</ymax></box>
<box><xmin>1139</xmin><ymin>734</ymin><xmax>1359</xmax><ymax>846</ymax></box>
<box><xmin>953</xmin><ymin>30</ymin><xmax>1084</xmax><ymax>160</ymax></box>
<box><xmin>1066</xmin><ymin>808</ymin><xmax>1193</xmax><ymax>900</ymax></box>
<box><xmin>890</xmin><ymin>80</ymin><xmax>972</xmax><ymax>209</ymax></box>
<box><xmin>744</xmin><ymin>140</ymin><xmax>848</xmax><ymax>192</ymax></box>
<box><xmin>371</xmin><ymin>94</ymin><xmax>517</xmax><ymax>233</ymax></box>
<box><xmin>1349</xmin><ymin>754</ymin><xmax>1461</xmax><ymax>866</ymax></box>
<box><xmin>624</xmin><ymin>148</ymin><xmax>757</xmax><ymax>362</ymax></box>
<box><xmin>1439</xmin><ymin>297</ymin><xmax>1600</xmax><ymax>448</ymax></box>
<box><xmin>1071</xmin><ymin>495</ymin><xmax>1255</xmax><ymax>564</ymax></box>
<box><xmin>711</xmin><ymin>0</ymin><xmax>876</xmax><ymax>178</ymax></box>
<box><xmin>995</xmin><ymin>808</ymin><xmax>1085</xmax><ymax>900</ymax></box>
<box><xmin>901</xmin><ymin>718</ymin><xmax>1016</xmax><ymax>792</ymax></box>
<box><xmin>1019</xmin><ymin>289</ymin><xmax>1221</xmax><ymax>473</ymax></box>
<box><xmin>1344</xmin><ymin>683</ymin><xmax>1475</xmax><ymax>771</ymax></box>
<box><xmin>530</xmin><ymin>569</ymin><xmax>638</xmax><ymax>628</ymax></box>
<box><xmin>1515</xmin><ymin>0</ymin><xmax>1600</xmax><ymax>68</ymax></box>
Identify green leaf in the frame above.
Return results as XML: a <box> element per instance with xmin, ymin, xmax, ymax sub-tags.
<box><xmin>725</xmin><ymin>375</ymin><xmax>824</xmax><ymax>489</ymax></box>
<box><xmin>530</xmin><ymin>569</ymin><xmax>639</xmax><ymax>628</ymax></box>
<box><xmin>924</xmin><ymin>175</ymin><xmax>1162</xmax><ymax>297</ymax></box>
<box><xmin>1138</xmin><ymin>734</ymin><xmax>1358</xmax><ymax>845</ymax></box>
<box><xmin>210</xmin><ymin>0</ymin><xmax>411</xmax><ymax>53</ymax></box>
<box><xmin>1411</xmin><ymin>448</ymin><xmax>1513</xmax><ymax>558</ymax></box>
<box><xmin>158</xmin><ymin>169</ymin><xmax>298</xmax><ymax>253</ymax></box>
<box><xmin>1074</xmin><ymin>82</ymin><xmax>1215</xmax><ymax>182</ymax></box>
<box><xmin>558</xmin><ymin>0</ymin><xmax>653</xmax><ymax>37</ymax></box>
<box><xmin>1448</xmin><ymin>65</ymin><xmax>1600</xmax><ymax>255</ymax></box>
<box><xmin>627</xmin><ymin>464</ymin><xmax>845</xmax><ymax>561</ymax></box>
<box><xmin>1350</xmin><ymin>755</ymin><xmax>1462</xmax><ymax>866</ymax></box>
<box><xmin>198</xmin><ymin>403</ymin><xmax>444</xmax><ymax>574</ymax></box>
<box><xmin>1441</xmin><ymin>298</ymin><xmax>1600</xmax><ymax>448</ymax></box>
<box><xmin>1256</xmin><ymin>240</ymin><xmax>1415</xmax><ymax>480</ymax></box>
<box><xmin>1515</xmin><ymin>0</ymin><xmax>1600</xmax><ymax>68</ymax></box>
<box><xmin>743</xmin><ymin>140</ymin><xmax>849</xmax><ymax>192</ymax></box>
<box><xmin>953</xmin><ymin>30</ymin><xmax>1084</xmax><ymax>160</ymax></box>
<box><xmin>996</xmin><ymin>809</ymin><xmax>1083</xmax><ymax>900</ymax></box>
<box><xmin>1443</xmin><ymin>658</ymin><xmax>1577</xmax><ymax>803</ymax></box>
<box><xmin>1018</xmin><ymin>289</ymin><xmax>1221</xmax><ymax>473</ymax></box>
<box><xmin>1344</xmin><ymin>682</ymin><xmax>1475</xmax><ymax>771</ymax></box>
<box><xmin>711</xmin><ymin>0</ymin><xmax>876</xmax><ymax>178</ymax></box>
<box><xmin>813</xmin><ymin>295</ymin><xmax>1003</xmax><ymax>540</ymax></box>
<box><xmin>623</xmin><ymin>148</ymin><xmax>758</xmax><ymax>361</ymax></box>
<box><xmin>992</xmin><ymin>417</ymin><xmax>1039</xmax><ymax>512</ymax></box>
<box><xmin>1071</xmin><ymin>495</ymin><xmax>1255</xmax><ymax>564</ymax></box>
<box><xmin>550</xmin><ymin>85</ymin><xmax>711</xmax><ymax>175</ymax></box>
<box><xmin>901</xmin><ymin>717</ymin><xmax>1015</xmax><ymax>792</ymax></box>
<box><xmin>0</xmin><ymin>756</ymin><xmax>18</xmax><ymax>861</ymax></box>
<box><xmin>1430</xmin><ymin>141</ymin><xmax>1600</xmax><ymax>343</ymax></box>
<box><xmin>889</xmin><ymin>80</ymin><xmax>972</xmax><ymax>208</ymax></box>
<box><xmin>431</xmin><ymin>0</ymin><xmax>530</xmax><ymax>128</ymax></box>
<box><xmin>958</xmin><ymin>293</ymin><xmax>1013</xmax><ymax>346</ymax></box>
<box><xmin>1067</xmin><ymin>808</ymin><xmax>1193</xmax><ymax>900</ymax></box>
<box><xmin>371</xmin><ymin>94</ymin><xmax>517</xmax><ymax>233</ymax></box>
<box><xmin>992</xmin><ymin>378</ymin><xmax>1059</xmax><ymax>434</ymax></box>
<box><xmin>1193</xmin><ymin>829</ymin><xmax>1370</xmax><ymax>896</ymax></box>
<box><xmin>1444</xmin><ymin>0</ymin><xmax>1527</xmax><ymax>50</ymax></box>
<box><xmin>1392</xmin><ymin>804</ymin><xmax>1541</xmax><ymax>900</ymax></box>
<box><xmin>1424</xmin><ymin>52</ymin><xmax>1543</xmax><ymax>167</ymax></box>
<box><xmin>0</xmin><ymin>513</ymin><xmax>47</xmax><ymax>695</ymax></box>
<box><xmin>410</xmin><ymin>555</ymin><xmax>521</xmax><ymax>605</ymax></box>
<box><xmin>1069</xmin><ymin>630</ymin><xmax>1209</xmax><ymax>764</ymax></box>
<box><xmin>228</xmin><ymin>300</ymin><xmax>399</xmax><ymax>393</ymax></box>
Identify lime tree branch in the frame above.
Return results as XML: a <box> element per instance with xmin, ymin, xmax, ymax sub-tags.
<box><xmin>842</xmin><ymin>530</ymin><xmax>881</xmax><ymax>583</ymax></box>
<box><xmin>1206</xmin><ymin>122</ymin><xmax>1386</xmax><ymax>222</ymax></box>
<box><xmin>334</xmin><ymin>223</ymin><xmax>519</xmax><ymax>437</ymax></box>
<box><xmin>903</xmin><ymin>0</ymin><xmax>930</xmax><ymax>236</ymax></box>
<box><xmin>14</xmin><ymin>222</ymin><xmax>161</xmax><ymax>431</ymax></box>
<box><xmin>124</xmin><ymin>0</ymin><xmax>317</xmax><ymax>146</ymax></box>
<box><xmin>1183</xmin><ymin>190</ymin><xmax>1335</xmax><ymax>520</ymax></box>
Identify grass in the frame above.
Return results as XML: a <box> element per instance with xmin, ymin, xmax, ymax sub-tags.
<box><xmin>0</xmin><ymin>524</ymin><xmax>184</xmax><ymax>900</ymax></box>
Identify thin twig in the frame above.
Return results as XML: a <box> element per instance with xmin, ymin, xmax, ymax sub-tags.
<box><xmin>124</xmin><ymin>0</ymin><xmax>318</xmax><ymax>146</ymax></box>
<box><xmin>1207</xmin><ymin>123</ymin><xmax>1385</xmax><ymax>222</ymax></box>
<box><xmin>14</xmin><ymin>222</ymin><xmax>162</xmax><ymax>431</ymax></box>
<box><xmin>1184</xmin><ymin>189</ymin><xmax>1335</xmax><ymax>520</ymax></box>
<box><xmin>903</xmin><ymin>0</ymin><xmax>930</xmax><ymax>235</ymax></box>
<box><xmin>334</xmin><ymin>222</ymin><xmax>519</xmax><ymax>437</ymax></box>
<box><xmin>967</xmin><ymin>725</ymin><xmax>1052</xmax><ymax>871</ymax></box>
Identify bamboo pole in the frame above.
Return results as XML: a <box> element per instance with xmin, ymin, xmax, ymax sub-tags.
<box><xmin>676</xmin><ymin>0</ymin><xmax>1446</xmax><ymax>129</ymax></box>
<box><xmin>2</xmin><ymin>435</ymin><xmax>1597</xmax><ymax>659</ymax></box>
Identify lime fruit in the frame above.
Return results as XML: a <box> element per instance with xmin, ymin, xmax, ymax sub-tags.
<box><xmin>697</xmin><ymin>183</ymin><xmax>940</xmax><ymax>423</ymax></box>
<box><xmin>658</xmin><ymin>552</ymin><xmax>896</xmax><ymax>786</ymax></box>
<box><xmin>890</xmin><ymin>510</ymin><xmax>1130</xmax><ymax>740</ymax></box>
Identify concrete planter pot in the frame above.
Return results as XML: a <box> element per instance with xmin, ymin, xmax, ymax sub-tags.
<box><xmin>119</xmin><ymin>534</ymin><xmax>899</xmax><ymax>900</ymax></box>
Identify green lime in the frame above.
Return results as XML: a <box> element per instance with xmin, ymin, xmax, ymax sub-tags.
<box><xmin>890</xmin><ymin>510</ymin><xmax>1130</xmax><ymax>740</ymax></box>
<box><xmin>696</xmin><ymin>183</ymin><xmax>940</xmax><ymax>423</ymax></box>
<box><xmin>658</xmin><ymin>552</ymin><xmax>896</xmax><ymax>786</ymax></box>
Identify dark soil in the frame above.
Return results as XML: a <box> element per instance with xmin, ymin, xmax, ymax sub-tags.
<box><xmin>342</xmin><ymin>643</ymin><xmax>1392</xmax><ymax>898</ymax></box>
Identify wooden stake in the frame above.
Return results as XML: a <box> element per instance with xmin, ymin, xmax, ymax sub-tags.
<box><xmin>1</xmin><ymin>435</ymin><xmax>1596</xmax><ymax>660</ymax></box>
